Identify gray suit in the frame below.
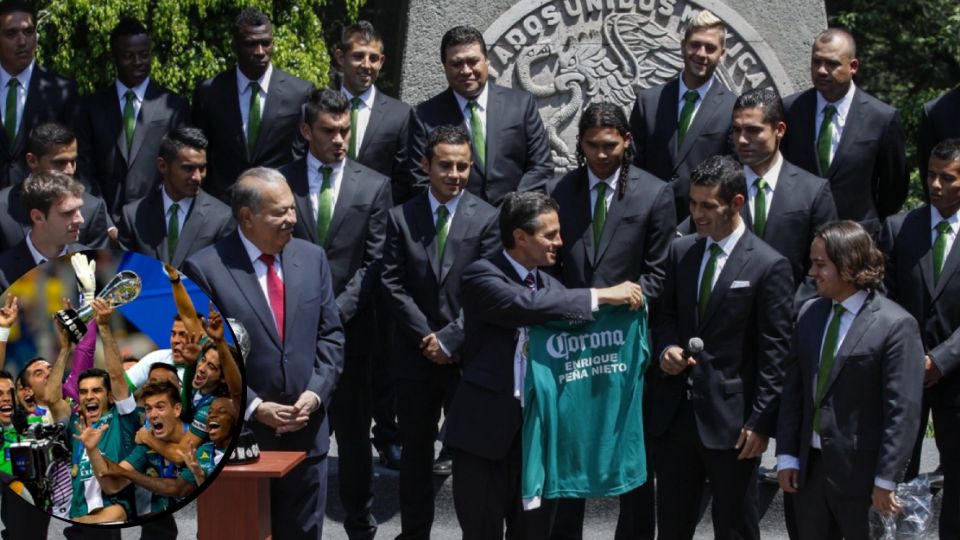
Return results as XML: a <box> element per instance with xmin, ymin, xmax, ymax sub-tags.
<box><xmin>116</xmin><ymin>188</ymin><xmax>234</xmax><ymax>268</ymax></box>
<box><xmin>350</xmin><ymin>87</ymin><xmax>417</xmax><ymax>204</ymax></box>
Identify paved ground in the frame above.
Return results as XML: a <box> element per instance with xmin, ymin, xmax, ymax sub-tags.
<box><xmin>31</xmin><ymin>435</ymin><xmax>942</xmax><ymax>539</ymax></box>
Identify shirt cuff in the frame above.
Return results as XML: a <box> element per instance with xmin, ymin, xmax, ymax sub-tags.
<box><xmin>302</xmin><ymin>391</ymin><xmax>322</xmax><ymax>414</ymax></box>
<box><xmin>589</xmin><ymin>289</ymin><xmax>599</xmax><ymax>312</ymax></box>
<box><xmin>245</xmin><ymin>397</ymin><xmax>262</xmax><ymax>422</ymax></box>
<box><xmin>777</xmin><ymin>455</ymin><xmax>800</xmax><ymax>471</ymax></box>
<box><xmin>436</xmin><ymin>337</ymin><xmax>451</xmax><ymax>357</ymax></box>
<box><xmin>874</xmin><ymin>477</ymin><xmax>897</xmax><ymax>491</ymax></box>
<box><xmin>115</xmin><ymin>394</ymin><xmax>137</xmax><ymax>415</ymax></box>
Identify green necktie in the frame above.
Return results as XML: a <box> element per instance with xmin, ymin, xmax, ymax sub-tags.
<box><xmin>933</xmin><ymin>220</ymin><xmax>951</xmax><ymax>283</ymax></box>
<box><xmin>316</xmin><ymin>166</ymin><xmax>333</xmax><ymax>245</ymax></box>
<box><xmin>698</xmin><ymin>243</ymin><xmax>723</xmax><ymax>319</ymax></box>
<box><xmin>593</xmin><ymin>181</ymin><xmax>608</xmax><ymax>251</ymax></box>
<box><xmin>677</xmin><ymin>90</ymin><xmax>699</xmax><ymax>148</ymax></box>
<box><xmin>167</xmin><ymin>203</ymin><xmax>180</xmax><ymax>257</ymax></box>
<box><xmin>247</xmin><ymin>81</ymin><xmax>262</xmax><ymax>158</ymax></box>
<box><xmin>753</xmin><ymin>177</ymin><xmax>767</xmax><ymax>238</ymax></box>
<box><xmin>123</xmin><ymin>90</ymin><xmax>136</xmax><ymax>150</ymax></box>
<box><xmin>467</xmin><ymin>101</ymin><xmax>485</xmax><ymax>168</ymax></box>
<box><xmin>817</xmin><ymin>105</ymin><xmax>837</xmax><ymax>175</ymax></box>
<box><xmin>814</xmin><ymin>304</ymin><xmax>846</xmax><ymax>433</ymax></box>
<box><xmin>348</xmin><ymin>96</ymin><xmax>361</xmax><ymax>160</ymax></box>
<box><xmin>436</xmin><ymin>204</ymin><xmax>450</xmax><ymax>259</ymax></box>
<box><xmin>5</xmin><ymin>78</ymin><xmax>18</xmax><ymax>143</ymax></box>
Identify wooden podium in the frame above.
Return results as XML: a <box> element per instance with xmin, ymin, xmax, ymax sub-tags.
<box><xmin>197</xmin><ymin>451</ymin><xmax>305</xmax><ymax>540</ymax></box>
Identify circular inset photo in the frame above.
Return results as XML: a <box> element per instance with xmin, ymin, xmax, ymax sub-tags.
<box><xmin>0</xmin><ymin>250</ymin><xmax>244</xmax><ymax>533</ymax></box>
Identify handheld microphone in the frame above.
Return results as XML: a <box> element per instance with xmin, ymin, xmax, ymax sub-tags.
<box><xmin>682</xmin><ymin>337</ymin><xmax>704</xmax><ymax>360</ymax></box>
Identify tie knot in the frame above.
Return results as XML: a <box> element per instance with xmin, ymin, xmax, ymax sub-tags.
<box><xmin>683</xmin><ymin>90</ymin><xmax>699</xmax><ymax>103</ymax></box>
<box><xmin>523</xmin><ymin>272</ymin><xmax>536</xmax><ymax>290</ymax></box>
<box><xmin>832</xmin><ymin>303</ymin><xmax>846</xmax><ymax>318</ymax></box>
<box><xmin>467</xmin><ymin>100</ymin><xmax>479</xmax><ymax>111</ymax></box>
<box><xmin>822</xmin><ymin>104</ymin><xmax>836</xmax><ymax>119</ymax></box>
<box><xmin>754</xmin><ymin>177</ymin><xmax>766</xmax><ymax>190</ymax></box>
<box><xmin>248</xmin><ymin>81</ymin><xmax>261</xmax><ymax>94</ymax></box>
<box><xmin>6</xmin><ymin>78</ymin><xmax>17</xmax><ymax>89</ymax></box>
<box><xmin>124</xmin><ymin>90</ymin><xmax>135</xmax><ymax>102</ymax></box>
<box><xmin>168</xmin><ymin>202</ymin><xmax>180</xmax><ymax>215</ymax></box>
<box><xmin>258</xmin><ymin>253</ymin><xmax>275</xmax><ymax>267</ymax></box>
<box><xmin>595</xmin><ymin>181</ymin><xmax>607</xmax><ymax>195</ymax></box>
<box><xmin>351</xmin><ymin>96</ymin><xmax>362</xmax><ymax>109</ymax></box>
<box><xmin>708</xmin><ymin>243</ymin><xmax>723</xmax><ymax>257</ymax></box>
<box><xmin>437</xmin><ymin>204</ymin><xmax>449</xmax><ymax>220</ymax></box>
<box><xmin>320</xmin><ymin>166</ymin><xmax>332</xmax><ymax>182</ymax></box>
<box><xmin>936</xmin><ymin>220</ymin><xmax>951</xmax><ymax>235</ymax></box>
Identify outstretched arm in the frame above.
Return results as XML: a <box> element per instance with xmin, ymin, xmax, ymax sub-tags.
<box><xmin>0</xmin><ymin>295</ymin><xmax>18</xmax><ymax>371</ymax></box>
<box><xmin>165</xmin><ymin>263</ymin><xmax>203</xmax><ymax>337</ymax></box>
<box><xmin>44</xmin><ymin>303</ymin><xmax>76</xmax><ymax>422</ymax></box>
<box><xmin>91</xmin><ymin>299</ymin><xmax>128</xmax><ymax>401</ymax></box>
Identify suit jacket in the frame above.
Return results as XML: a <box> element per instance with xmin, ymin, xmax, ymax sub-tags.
<box><xmin>880</xmin><ymin>207</ymin><xmax>960</xmax><ymax>408</ymax></box>
<box><xmin>650</xmin><ymin>230</ymin><xmax>794</xmax><ymax>448</ymax></box>
<box><xmin>0</xmin><ymin>238</ymin><xmax>87</xmax><ymax>290</ymax></box>
<box><xmin>192</xmin><ymin>67</ymin><xmax>314</xmax><ymax>199</ymax></box>
<box><xmin>917</xmin><ymin>88</ymin><xmax>960</xmax><ymax>195</ymax></box>
<box><xmin>0</xmin><ymin>184</ymin><xmax>110</xmax><ymax>251</ymax></box>
<box><xmin>182</xmin><ymin>233</ymin><xmax>344</xmax><ymax>456</ymax></box>
<box><xmin>443</xmin><ymin>252</ymin><xmax>593</xmax><ymax>460</ymax></box>
<box><xmin>549</xmin><ymin>165</ymin><xmax>676</xmax><ymax>300</ymax></box>
<box><xmin>408</xmin><ymin>84</ymin><xmax>553</xmax><ymax>206</ymax></box>
<box><xmin>776</xmin><ymin>293</ymin><xmax>924</xmax><ymax>494</ymax></box>
<box><xmin>740</xmin><ymin>159</ymin><xmax>838</xmax><ymax>290</ymax></box>
<box><xmin>381</xmin><ymin>190</ymin><xmax>500</xmax><ymax>379</ymax></box>
<box><xmin>351</xmin><ymin>86</ymin><xmax>418</xmax><ymax>204</ymax></box>
<box><xmin>74</xmin><ymin>80</ymin><xmax>190</xmax><ymax>221</ymax></box>
<box><xmin>629</xmin><ymin>77</ymin><xmax>736</xmax><ymax>221</ymax></box>
<box><xmin>0</xmin><ymin>65</ymin><xmax>77</xmax><ymax>189</ymax></box>
<box><xmin>280</xmin><ymin>157</ymin><xmax>391</xmax><ymax>356</ymax></box>
<box><xmin>781</xmin><ymin>87</ymin><xmax>907</xmax><ymax>234</ymax></box>
<box><xmin>116</xmin><ymin>188</ymin><xmax>235</xmax><ymax>268</ymax></box>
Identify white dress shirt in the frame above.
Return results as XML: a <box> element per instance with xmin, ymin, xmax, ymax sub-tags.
<box><xmin>115</xmin><ymin>77</ymin><xmax>150</xmax><ymax>121</ymax></box>
<box><xmin>453</xmin><ymin>83</ymin><xmax>488</xmax><ymax>142</ymax></box>
<box><xmin>698</xmin><ymin>220</ymin><xmax>747</xmax><ymax>299</ymax></box>
<box><xmin>745</xmin><ymin>152</ymin><xmax>784</xmax><ymax>224</ymax></box>
<box><xmin>341</xmin><ymin>85</ymin><xmax>376</xmax><ymax>156</ymax></box>
<box><xmin>677</xmin><ymin>73</ymin><xmax>715</xmax><ymax>126</ymax></box>
<box><xmin>814</xmin><ymin>82</ymin><xmax>856</xmax><ymax>166</ymax></box>
<box><xmin>587</xmin><ymin>167</ymin><xmax>619</xmax><ymax>218</ymax></box>
<box><xmin>930</xmin><ymin>205</ymin><xmax>959</xmax><ymax>254</ymax></box>
<box><xmin>236</xmin><ymin>64</ymin><xmax>273</xmax><ymax>139</ymax></box>
<box><xmin>161</xmin><ymin>186</ymin><xmax>194</xmax><ymax>238</ymax></box>
<box><xmin>0</xmin><ymin>60</ymin><xmax>34</xmax><ymax>136</ymax></box>
<box><xmin>306</xmin><ymin>153</ymin><xmax>345</xmax><ymax>217</ymax></box>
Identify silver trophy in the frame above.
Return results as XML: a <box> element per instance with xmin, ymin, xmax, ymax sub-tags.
<box><xmin>55</xmin><ymin>270</ymin><xmax>142</xmax><ymax>342</ymax></box>
<box><xmin>226</xmin><ymin>318</ymin><xmax>251</xmax><ymax>360</ymax></box>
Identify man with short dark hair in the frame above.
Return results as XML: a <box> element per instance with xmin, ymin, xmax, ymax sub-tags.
<box><xmin>781</xmin><ymin>29</ymin><xmax>907</xmax><ymax>237</ymax></box>
<box><xmin>880</xmin><ymin>138</ymin><xmax>960</xmax><ymax>538</ymax></box>
<box><xmin>0</xmin><ymin>122</ymin><xmax>111</xmax><ymax>251</ymax></box>
<box><xmin>192</xmin><ymin>8</ymin><xmax>315</xmax><ymax>200</ymax></box>
<box><xmin>0</xmin><ymin>170</ymin><xmax>88</xmax><ymax>288</ymax></box>
<box><xmin>652</xmin><ymin>155</ymin><xmax>793</xmax><ymax>539</ymax></box>
<box><xmin>918</xmin><ymin>89</ymin><xmax>960</xmax><ymax>201</ymax></box>
<box><xmin>445</xmin><ymin>190</ymin><xmax>642</xmax><ymax>537</ymax></box>
<box><xmin>778</xmin><ymin>221</ymin><xmax>924</xmax><ymax>539</ymax></box>
<box><xmin>408</xmin><ymin>26</ymin><xmax>552</xmax><ymax>207</ymax></box>
<box><xmin>0</xmin><ymin>0</ymin><xmax>77</xmax><ymax>188</ymax></box>
<box><xmin>629</xmin><ymin>10</ymin><xmax>737</xmax><ymax>222</ymax></box>
<box><xmin>183</xmin><ymin>167</ymin><xmax>344</xmax><ymax>540</ymax></box>
<box><xmin>381</xmin><ymin>124</ymin><xmax>499</xmax><ymax>538</ymax></box>
<box><xmin>117</xmin><ymin>127</ymin><xmax>235</xmax><ymax>267</ymax></box>
<box><xmin>74</xmin><ymin>17</ymin><xmax>190</xmax><ymax>221</ymax></box>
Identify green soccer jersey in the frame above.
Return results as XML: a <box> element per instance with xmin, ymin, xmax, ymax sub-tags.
<box><xmin>522</xmin><ymin>305</ymin><xmax>650</xmax><ymax>503</ymax></box>
<box><xmin>68</xmin><ymin>396</ymin><xmax>140</xmax><ymax>518</ymax></box>
<box><xmin>188</xmin><ymin>392</ymin><xmax>215</xmax><ymax>439</ymax></box>
<box><xmin>124</xmin><ymin>436</ymin><xmax>185</xmax><ymax>515</ymax></box>
<box><xmin>179</xmin><ymin>441</ymin><xmax>222</xmax><ymax>486</ymax></box>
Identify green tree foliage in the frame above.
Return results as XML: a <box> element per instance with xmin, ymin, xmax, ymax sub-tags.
<box><xmin>828</xmin><ymin>0</ymin><xmax>960</xmax><ymax>209</ymax></box>
<box><xmin>31</xmin><ymin>0</ymin><xmax>365</xmax><ymax>97</ymax></box>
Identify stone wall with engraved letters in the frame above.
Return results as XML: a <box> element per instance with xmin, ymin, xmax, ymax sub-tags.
<box><xmin>400</xmin><ymin>0</ymin><xmax>825</xmax><ymax>172</ymax></box>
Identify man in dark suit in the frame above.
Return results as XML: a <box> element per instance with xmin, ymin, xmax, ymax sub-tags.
<box><xmin>74</xmin><ymin>17</ymin><xmax>189</xmax><ymax>222</ymax></box>
<box><xmin>0</xmin><ymin>122</ymin><xmax>110</xmax><ymax>251</ymax></box>
<box><xmin>880</xmin><ymin>139</ymin><xmax>960</xmax><ymax>538</ymax></box>
<box><xmin>781</xmin><ymin>29</ymin><xmax>907</xmax><ymax>237</ymax></box>
<box><xmin>381</xmin><ymin>124</ymin><xmax>499</xmax><ymax>539</ymax></box>
<box><xmin>445</xmin><ymin>191</ymin><xmax>643</xmax><ymax>539</ymax></box>
<box><xmin>0</xmin><ymin>171</ymin><xmax>87</xmax><ymax>288</ymax></box>
<box><xmin>408</xmin><ymin>26</ymin><xmax>552</xmax><ymax>207</ymax></box>
<box><xmin>732</xmin><ymin>87</ymin><xmax>837</xmax><ymax>307</ymax></box>
<box><xmin>918</xmin><ymin>88</ymin><xmax>960</xmax><ymax>200</ymax></box>
<box><xmin>334</xmin><ymin>19</ymin><xmax>414</xmax><ymax>468</ymax></box>
<box><xmin>629</xmin><ymin>9</ymin><xmax>736</xmax><ymax>222</ymax></box>
<box><xmin>652</xmin><ymin>155</ymin><xmax>793</xmax><ymax>540</ymax></box>
<box><xmin>192</xmin><ymin>8</ymin><xmax>314</xmax><ymax>200</ymax></box>
<box><xmin>279</xmin><ymin>88</ymin><xmax>390</xmax><ymax>540</ymax></box>
<box><xmin>548</xmin><ymin>102</ymin><xmax>675</xmax><ymax>540</ymax></box>
<box><xmin>117</xmin><ymin>127</ymin><xmax>234</xmax><ymax>268</ymax></box>
<box><xmin>777</xmin><ymin>221</ymin><xmax>924</xmax><ymax>539</ymax></box>
<box><xmin>0</xmin><ymin>1</ymin><xmax>77</xmax><ymax>189</ymax></box>
<box><xmin>182</xmin><ymin>168</ymin><xmax>344</xmax><ymax>540</ymax></box>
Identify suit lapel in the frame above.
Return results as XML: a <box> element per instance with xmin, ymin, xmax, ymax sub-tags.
<box><xmin>684</xmin><ymin>238</ymin><xmax>706</xmax><ymax>327</ymax></box>
<box><xmin>103</xmin><ymin>88</ymin><xmax>128</xmax><ymax>163</ymax></box>
<box><xmin>13</xmin><ymin>69</ymin><xmax>43</xmax><ymax>154</ymax></box>
<box><xmin>480</xmin><ymin>85</ymin><xmax>499</xmax><ymax>178</ymax></box>
<box><xmin>676</xmin><ymin>81</ymin><xmax>724</xmax><ymax>166</ymax></box>
<box><xmin>762</xmin><ymin>164</ymin><xmax>795</xmax><ymax>239</ymax></box>
<box><xmin>358</xmin><ymin>90</ymin><xmax>386</xmax><ymax>160</ymax></box>
<box><xmin>910</xmin><ymin>207</ymin><xmax>937</xmax><ymax>297</ymax></box>
<box><xmin>172</xmin><ymin>192</ymin><xmax>209</xmax><ymax>265</ymax></box>
<box><xmin>794</xmin><ymin>92</ymin><xmax>820</xmax><ymax>175</ymax></box>
<box><xmin>223</xmin><ymin>70</ymin><xmax>247</xmax><ymax>161</ymax></box>
<box><xmin>595</xmin><ymin>176</ymin><xmax>632</xmax><ymax>263</ymax></box>
<box><xmin>699</xmin><ymin>233</ymin><xmax>753</xmax><ymax>329</ymax></box>
<box><xmin>661</xmin><ymin>80</ymin><xmax>681</xmax><ymax>168</ymax></box>
<box><xmin>571</xmin><ymin>175</ymin><xmax>596</xmax><ymax>267</ymax></box>
<box><xmin>223</xmin><ymin>234</ymin><xmax>282</xmax><ymax>347</ymax></box>
<box><xmin>439</xmin><ymin>194</ymin><xmax>475</xmax><ymax>283</ymax></box>
<box><xmin>279</xmin><ymin>242</ymin><xmax>303</xmax><ymax>348</ymax></box>
<box><xmin>254</xmin><ymin>72</ymin><xmax>288</xmax><ymax>161</ymax></box>
<box><xmin>127</xmin><ymin>81</ymin><xmax>160</xmax><ymax>164</ymax></box>
<box><xmin>289</xmin><ymin>159</ymin><xmax>318</xmax><ymax>243</ymax></box>
<box><xmin>412</xmin><ymin>195</ymin><xmax>442</xmax><ymax>280</ymax></box>
<box><xmin>827</xmin><ymin>89</ymin><xmax>865</xmax><ymax>177</ymax></box>
<box><xmin>326</xmin><ymin>161</ymin><xmax>363</xmax><ymax>245</ymax></box>
<box><xmin>933</xmin><ymin>217</ymin><xmax>960</xmax><ymax>300</ymax></box>
<box><xmin>823</xmin><ymin>292</ymin><xmax>879</xmax><ymax>396</ymax></box>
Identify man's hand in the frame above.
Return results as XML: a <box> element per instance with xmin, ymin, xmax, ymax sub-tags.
<box><xmin>71</xmin><ymin>253</ymin><xmax>97</xmax><ymax>300</ymax></box>
<box><xmin>420</xmin><ymin>333</ymin><xmax>453</xmax><ymax>365</ymax></box>
<box><xmin>203</xmin><ymin>301</ymin><xmax>225</xmax><ymax>343</ymax></box>
<box><xmin>274</xmin><ymin>393</ymin><xmax>315</xmax><ymax>434</ymax></box>
<box><xmin>596</xmin><ymin>281</ymin><xmax>644</xmax><ymax>310</ymax></box>
<box><xmin>73</xmin><ymin>422</ymin><xmax>108</xmax><ymax>451</ymax></box>
<box><xmin>661</xmin><ymin>346</ymin><xmax>693</xmax><ymax>375</ymax></box>
<box><xmin>178</xmin><ymin>441</ymin><xmax>205</xmax><ymax>484</ymax></box>
<box><xmin>872</xmin><ymin>485</ymin><xmax>902</xmax><ymax>517</ymax></box>
<box><xmin>735</xmin><ymin>428</ymin><xmax>768</xmax><ymax>459</ymax></box>
<box><xmin>0</xmin><ymin>295</ymin><xmax>18</xmax><ymax>328</ymax></box>
<box><xmin>182</xmin><ymin>332</ymin><xmax>205</xmax><ymax>366</ymax></box>
<box><xmin>778</xmin><ymin>468</ymin><xmax>799</xmax><ymax>494</ymax></box>
<box><xmin>255</xmin><ymin>401</ymin><xmax>303</xmax><ymax>430</ymax></box>
<box><xmin>54</xmin><ymin>299</ymin><xmax>73</xmax><ymax>351</ymax></box>
<box><xmin>91</xmin><ymin>298</ymin><xmax>114</xmax><ymax>326</ymax></box>
<box><xmin>924</xmin><ymin>355</ymin><xmax>943</xmax><ymax>388</ymax></box>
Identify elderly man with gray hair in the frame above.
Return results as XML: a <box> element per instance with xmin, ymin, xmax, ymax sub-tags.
<box><xmin>183</xmin><ymin>167</ymin><xmax>345</xmax><ymax>540</ymax></box>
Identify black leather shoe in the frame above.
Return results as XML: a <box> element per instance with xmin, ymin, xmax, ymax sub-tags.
<box><xmin>433</xmin><ymin>449</ymin><xmax>453</xmax><ymax>476</ymax></box>
<box><xmin>378</xmin><ymin>443</ymin><xmax>402</xmax><ymax>470</ymax></box>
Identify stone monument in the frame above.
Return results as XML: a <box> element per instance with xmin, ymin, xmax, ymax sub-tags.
<box><xmin>400</xmin><ymin>0</ymin><xmax>826</xmax><ymax>173</ymax></box>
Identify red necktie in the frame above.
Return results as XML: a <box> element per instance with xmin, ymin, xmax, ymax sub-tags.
<box><xmin>258</xmin><ymin>253</ymin><xmax>285</xmax><ymax>342</ymax></box>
